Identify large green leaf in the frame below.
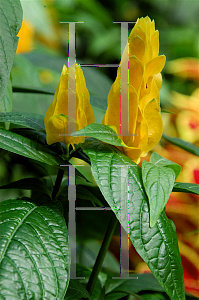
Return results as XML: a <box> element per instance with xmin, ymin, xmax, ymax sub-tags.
<box><xmin>0</xmin><ymin>128</ymin><xmax>64</xmax><ymax>167</ymax></box>
<box><xmin>0</xmin><ymin>112</ymin><xmax>45</xmax><ymax>133</ymax></box>
<box><xmin>162</xmin><ymin>134</ymin><xmax>199</xmax><ymax>156</ymax></box>
<box><xmin>142</xmin><ymin>160</ymin><xmax>176</xmax><ymax>227</ymax></box>
<box><xmin>0</xmin><ymin>0</ymin><xmax>23</xmax><ymax>101</ymax></box>
<box><xmin>82</xmin><ymin>139</ymin><xmax>185</xmax><ymax>300</ymax></box>
<box><xmin>71</xmin><ymin>123</ymin><xmax>127</xmax><ymax>147</ymax></box>
<box><xmin>0</xmin><ymin>198</ymin><xmax>70</xmax><ymax>300</ymax></box>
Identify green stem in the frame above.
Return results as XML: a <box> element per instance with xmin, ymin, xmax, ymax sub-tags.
<box><xmin>51</xmin><ymin>169</ymin><xmax>65</xmax><ymax>200</ymax></box>
<box><xmin>86</xmin><ymin>213</ymin><xmax>118</xmax><ymax>296</ymax></box>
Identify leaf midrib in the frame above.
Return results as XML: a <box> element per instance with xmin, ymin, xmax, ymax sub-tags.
<box><xmin>0</xmin><ymin>204</ymin><xmax>37</xmax><ymax>264</ymax></box>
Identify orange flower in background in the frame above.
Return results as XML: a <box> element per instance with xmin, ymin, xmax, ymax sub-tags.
<box><xmin>16</xmin><ymin>18</ymin><xmax>34</xmax><ymax>53</ymax></box>
<box><xmin>44</xmin><ymin>63</ymin><xmax>95</xmax><ymax>147</ymax></box>
<box><xmin>166</xmin><ymin>58</ymin><xmax>199</xmax><ymax>81</ymax></box>
<box><xmin>170</xmin><ymin>88</ymin><xmax>199</xmax><ymax>144</ymax></box>
<box><xmin>102</xmin><ymin>16</ymin><xmax>166</xmax><ymax>163</ymax></box>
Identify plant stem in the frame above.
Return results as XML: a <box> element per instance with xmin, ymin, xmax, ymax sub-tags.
<box><xmin>51</xmin><ymin>169</ymin><xmax>65</xmax><ymax>200</ymax></box>
<box><xmin>86</xmin><ymin>213</ymin><xmax>118</xmax><ymax>296</ymax></box>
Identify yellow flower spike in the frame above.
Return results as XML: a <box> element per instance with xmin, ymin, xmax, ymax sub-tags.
<box><xmin>44</xmin><ymin>63</ymin><xmax>95</xmax><ymax>147</ymax></box>
<box><xmin>102</xmin><ymin>16</ymin><xmax>166</xmax><ymax>163</ymax></box>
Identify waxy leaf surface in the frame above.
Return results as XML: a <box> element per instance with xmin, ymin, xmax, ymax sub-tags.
<box><xmin>82</xmin><ymin>139</ymin><xmax>185</xmax><ymax>300</ymax></box>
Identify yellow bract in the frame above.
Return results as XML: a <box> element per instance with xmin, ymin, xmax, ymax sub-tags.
<box><xmin>44</xmin><ymin>63</ymin><xmax>95</xmax><ymax>146</ymax></box>
<box><xmin>102</xmin><ymin>16</ymin><xmax>166</xmax><ymax>163</ymax></box>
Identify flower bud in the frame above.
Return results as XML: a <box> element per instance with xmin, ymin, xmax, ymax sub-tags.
<box><xmin>44</xmin><ymin>63</ymin><xmax>95</xmax><ymax>147</ymax></box>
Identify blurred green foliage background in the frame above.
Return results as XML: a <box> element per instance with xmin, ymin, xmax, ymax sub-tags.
<box><xmin>1</xmin><ymin>0</ymin><xmax>198</xmax><ymax>208</ymax></box>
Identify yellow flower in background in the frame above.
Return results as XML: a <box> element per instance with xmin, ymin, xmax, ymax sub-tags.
<box><xmin>44</xmin><ymin>63</ymin><xmax>95</xmax><ymax>146</ymax></box>
<box><xmin>102</xmin><ymin>16</ymin><xmax>166</xmax><ymax>163</ymax></box>
<box><xmin>16</xmin><ymin>18</ymin><xmax>34</xmax><ymax>53</ymax></box>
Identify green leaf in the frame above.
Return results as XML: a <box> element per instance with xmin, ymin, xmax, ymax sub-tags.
<box><xmin>150</xmin><ymin>152</ymin><xmax>181</xmax><ymax>179</ymax></box>
<box><xmin>71</xmin><ymin>123</ymin><xmax>128</xmax><ymax>147</ymax></box>
<box><xmin>0</xmin><ymin>0</ymin><xmax>23</xmax><ymax>101</ymax></box>
<box><xmin>0</xmin><ymin>112</ymin><xmax>45</xmax><ymax>132</ymax></box>
<box><xmin>13</xmin><ymin>86</ymin><xmax>55</xmax><ymax>95</ymax></box>
<box><xmin>9</xmin><ymin>128</ymin><xmax>65</xmax><ymax>157</ymax></box>
<box><xmin>142</xmin><ymin>153</ymin><xmax>182</xmax><ymax>227</ymax></box>
<box><xmin>162</xmin><ymin>134</ymin><xmax>199</xmax><ymax>156</ymax></box>
<box><xmin>173</xmin><ymin>182</ymin><xmax>199</xmax><ymax>195</ymax></box>
<box><xmin>0</xmin><ymin>79</ymin><xmax>13</xmax><ymax>130</ymax></box>
<box><xmin>0</xmin><ymin>128</ymin><xmax>64</xmax><ymax>167</ymax></box>
<box><xmin>64</xmin><ymin>279</ymin><xmax>91</xmax><ymax>300</ymax></box>
<box><xmin>10</xmin><ymin>128</ymin><xmax>47</xmax><ymax>145</ymax></box>
<box><xmin>161</xmin><ymin>110</ymin><xmax>174</xmax><ymax>114</ymax></box>
<box><xmin>106</xmin><ymin>273</ymin><xmax>165</xmax><ymax>296</ymax></box>
<box><xmin>142</xmin><ymin>160</ymin><xmax>176</xmax><ymax>227</ymax></box>
<box><xmin>0</xmin><ymin>178</ymin><xmax>52</xmax><ymax>198</ymax></box>
<box><xmin>0</xmin><ymin>79</ymin><xmax>13</xmax><ymax>113</ymax></box>
<box><xmin>139</xmin><ymin>292</ymin><xmax>169</xmax><ymax>300</ymax></box>
<box><xmin>0</xmin><ymin>198</ymin><xmax>70</xmax><ymax>300</ymax></box>
<box><xmin>82</xmin><ymin>139</ymin><xmax>185</xmax><ymax>300</ymax></box>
